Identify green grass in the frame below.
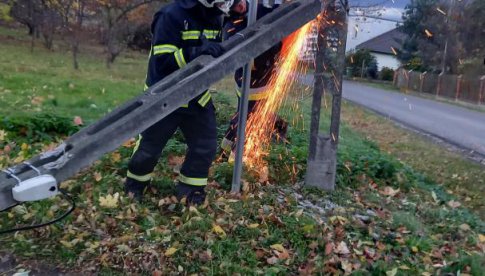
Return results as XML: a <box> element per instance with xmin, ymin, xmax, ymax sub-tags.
<box><xmin>0</xmin><ymin>25</ymin><xmax>484</xmax><ymax>275</ymax></box>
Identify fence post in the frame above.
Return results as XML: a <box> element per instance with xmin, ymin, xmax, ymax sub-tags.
<box><xmin>393</xmin><ymin>68</ymin><xmax>399</xmax><ymax>86</ymax></box>
<box><xmin>455</xmin><ymin>75</ymin><xmax>462</xmax><ymax>101</ymax></box>
<box><xmin>420</xmin><ymin>71</ymin><xmax>427</xmax><ymax>93</ymax></box>
<box><xmin>436</xmin><ymin>72</ymin><xmax>444</xmax><ymax>97</ymax></box>
<box><xmin>479</xmin><ymin>75</ymin><xmax>485</xmax><ymax>105</ymax></box>
<box><xmin>406</xmin><ymin>69</ymin><xmax>412</xmax><ymax>92</ymax></box>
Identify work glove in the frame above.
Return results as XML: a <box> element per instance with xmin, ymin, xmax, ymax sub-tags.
<box><xmin>188</xmin><ymin>35</ymin><xmax>225</xmax><ymax>60</ymax></box>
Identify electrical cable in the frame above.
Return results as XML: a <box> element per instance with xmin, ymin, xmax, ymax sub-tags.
<box><xmin>0</xmin><ymin>189</ymin><xmax>75</xmax><ymax>235</ymax></box>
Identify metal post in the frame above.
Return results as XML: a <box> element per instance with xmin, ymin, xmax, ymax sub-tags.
<box><xmin>231</xmin><ymin>0</ymin><xmax>259</xmax><ymax>193</ymax></box>
<box><xmin>305</xmin><ymin>0</ymin><xmax>348</xmax><ymax>190</ymax></box>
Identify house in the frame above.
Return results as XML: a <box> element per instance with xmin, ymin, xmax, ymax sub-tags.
<box><xmin>355</xmin><ymin>28</ymin><xmax>406</xmax><ymax>70</ymax></box>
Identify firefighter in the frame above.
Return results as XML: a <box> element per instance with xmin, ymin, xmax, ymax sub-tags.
<box><xmin>220</xmin><ymin>0</ymin><xmax>288</xmax><ymax>158</ymax></box>
<box><xmin>125</xmin><ymin>0</ymin><xmax>233</xmax><ymax>204</ymax></box>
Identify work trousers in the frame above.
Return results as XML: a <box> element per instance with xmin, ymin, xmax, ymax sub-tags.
<box><xmin>127</xmin><ymin>101</ymin><xmax>217</xmax><ymax>186</ymax></box>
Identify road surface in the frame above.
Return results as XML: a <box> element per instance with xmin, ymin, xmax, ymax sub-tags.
<box><xmin>303</xmin><ymin>77</ymin><xmax>485</xmax><ymax>159</ymax></box>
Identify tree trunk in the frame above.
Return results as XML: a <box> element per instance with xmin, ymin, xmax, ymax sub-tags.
<box><xmin>72</xmin><ymin>40</ymin><xmax>79</xmax><ymax>70</ymax></box>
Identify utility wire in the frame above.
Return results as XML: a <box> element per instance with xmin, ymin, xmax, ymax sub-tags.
<box><xmin>0</xmin><ymin>189</ymin><xmax>75</xmax><ymax>235</ymax></box>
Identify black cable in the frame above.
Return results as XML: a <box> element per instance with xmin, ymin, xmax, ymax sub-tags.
<box><xmin>0</xmin><ymin>189</ymin><xmax>75</xmax><ymax>235</ymax></box>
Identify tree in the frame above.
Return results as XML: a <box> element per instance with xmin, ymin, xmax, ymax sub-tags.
<box><xmin>345</xmin><ymin>49</ymin><xmax>378</xmax><ymax>79</ymax></box>
<box><xmin>398</xmin><ymin>0</ymin><xmax>481</xmax><ymax>74</ymax></box>
<box><xmin>96</xmin><ymin>0</ymin><xmax>163</xmax><ymax>68</ymax></box>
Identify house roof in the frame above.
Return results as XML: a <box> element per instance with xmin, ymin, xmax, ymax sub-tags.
<box><xmin>356</xmin><ymin>28</ymin><xmax>407</xmax><ymax>55</ymax></box>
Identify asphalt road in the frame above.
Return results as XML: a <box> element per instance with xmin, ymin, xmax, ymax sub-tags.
<box><xmin>303</xmin><ymin>77</ymin><xmax>485</xmax><ymax>158</ymax></box>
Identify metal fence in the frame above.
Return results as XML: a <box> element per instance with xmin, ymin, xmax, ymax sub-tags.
<box><xmin>394</xmin><ymin>68</ymin><xmax>485</xmax><ymax>104</ymax></box>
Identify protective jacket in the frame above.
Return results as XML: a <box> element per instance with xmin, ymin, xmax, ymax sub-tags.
<box><xmin>223</xmin><ymin>3</ymin><xmax>282</xmax><ymax>100</ymax></box>
<box><xmin>146</xmin><ymin>0</ymin><xmax>223</xmax><ymax>106</ymax></box>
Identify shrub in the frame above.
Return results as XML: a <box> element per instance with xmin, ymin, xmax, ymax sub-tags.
<box><xmin>380</xmin><ymin>67</ymin><xmax>395</xmax><ymax>81</ymax></box>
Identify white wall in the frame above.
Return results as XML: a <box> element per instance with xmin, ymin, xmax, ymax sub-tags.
<box><xmin>372</xmin><ymin>53</ymin><xmax>401</xmax><ymax>70</ymax></box>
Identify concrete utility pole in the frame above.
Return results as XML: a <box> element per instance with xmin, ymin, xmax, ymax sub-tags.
<box><xmin>305</xmin><ymin>0</ymin><xmax>348</xmax><ymax>190</ymax></box>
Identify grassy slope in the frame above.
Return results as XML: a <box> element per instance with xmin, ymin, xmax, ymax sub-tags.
<box><xmin>0</xmin><ymin>26</ymin><xmax>484</xmax><ymax>275</ymax></box>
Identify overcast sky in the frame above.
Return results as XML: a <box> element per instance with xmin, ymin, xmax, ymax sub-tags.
<box><xmin>346</xmin><ymin>0</ymin><xmax>410</xmax><ymax>51</ymax></box>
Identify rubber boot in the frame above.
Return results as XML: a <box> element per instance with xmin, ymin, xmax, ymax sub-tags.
<box><xmin>175</xmin><ymin>182</ymin><xmax>206</xmax><ymax>205</ymax></box>
<box><xmin>124</xmin><ymin>178</ymin><xmax>149</xmax><ymax>202</ymax></box>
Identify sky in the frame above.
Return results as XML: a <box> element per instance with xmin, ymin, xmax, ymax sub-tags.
<box><xmin>346</xmin><ymin>0</ymin><xmax>410</xmax><ymax>51</ymax></box>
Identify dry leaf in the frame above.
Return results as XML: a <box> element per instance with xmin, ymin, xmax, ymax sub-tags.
<box><xmin>94</xmin><ymin>172</ymin><xmax>102</xmax><ymax>182</ymax></box>
<box><xmin>380</xmin><ymin>186</ymin><xmax>400</xmax><ymax>197</ymax></box>
<box><xmin>479</xmin><ymin>234</ymin><xmax>485</xmax><ymax>243</ymax></box>
<box><xmin>111</xmin><ymin>152</ymin><xmax>121</xmax><ymax>162</ymax></box>
<box><xmin>99</xmin><ymin>193</ymin><xmax>119</xmax><ymax>208</ymax></box>
<box><xmin>164</xmin><ymin>247</ymin><xmax>177</xmax><ymax>257</ymax></box>
<box><xmin>341</xmin><ymin>260</ymin><xmax>353</xmax><ymax>274</ymax></box>
<box><xmin>447</xmin><ymin>200</ymin><xmax>461</xmax><ymax>208</ymax></box>
<box><xmin>459</xmin><ymin>223</ymin><xmax>471</xmax><ymax>231</ymax></box>
<box><xmin>325</xmin><ymin>242</ymin><xmax>334</xmax><ymax>255</ymax></box>
<box><xmin>334</xmin><ymin>241</ymin><xmax>350</xmax><ymax>255</ymax></box>
<box><xmin>266</xmin><ymin>256</ymin><xmax>278</xmax><ymax>264</ymax></box>
<box><xmin>0</xmin><ymin>130</ymin><xmax>5</xmax><ymax>141</ymax></box>
<box><xmin>73</xmin><ymin>116</ymin><xmax>83</xmax><ymax>126</ymax></box>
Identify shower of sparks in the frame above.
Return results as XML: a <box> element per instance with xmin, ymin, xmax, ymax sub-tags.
<box><xmin>391</xmin><ymin>46</ymin><xmax>397</xmax><ymax>55</ymax></box>
<box><xmin>424</xmin><ymin>29</ymin><xmax>433</xmax><ymax>38</ymax></box>
<box><xmin>436</xmin><ymin>7</ymin><xmax>446</xmax><ymax>15</ymax></box>
<box><xmin>242</xmin><ymin>21</ymin><xmax>314</xmax><ymax>167</ymax></box>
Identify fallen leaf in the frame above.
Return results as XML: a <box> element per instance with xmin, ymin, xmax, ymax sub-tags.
<box><xmin>386</xmin><ymin>268</ymin><xmax>397</xmax><ymax>276</ymax></box>
<box><xmin>247</xmin><ymin>223</ymin><xmax>259</xmax><ymax>229</ymax></box>
<box><xmin>0</xmin><ymin>130</ymin><xmax>6</xmax><ymax>141</ymax></box>
<box><xmin>266</xmin><ymin>256</ymin><xmax>278</xmax><ymax>264</ymax></box>
<box><xmin>111</xmin><ymin>152</ymin><xmax>121</xmax><ymax>162</ymax></box>
<box><xmin>270</xmin><ymin>244</ymin><xmax>285</xmax><ymax>252</ymax></box>
<box><xmin>329</xmin><ymin>215</ymin><xmax>348</xmax><ymax>225</ymax></box>
<box><xmin>60</xmin><ymin>240</ymin><xmax>73</xmax><ymax>248</ymax></box>
<box><xmin>379</xmin><ymin>186</ymin><xmax>400</xmax><ymax>197</ymax></box>
<box><xmin>334</xmin><ymin>241</ymin><xmax>350</xmax><ymax>255</ymax></box>
<box><xmin>459</xmin><ymin>223</ymin><xmax>470</xmax><ymax>231</ymax></box>
<box><xmin>341</xmin><ymin>260</ymin><xmax>353</xmax><ymax>274</ymax></box>
<box><xmin>479</xmin><ymin>234</ymin><xmax>485</xmax><ymax>243</ymax></box>
<box><xmin>212</xmin><ymin>224</ymin><xmax>226</xmax><ymax>237</ymax></box>
<box><xmin>164</xmin><ymin>247</ymin><xmax>177</xmax><ymax>257</ymax></box>
<box><xmin>447</xmin><ymin>200</ymin><xmax>461</xmax><ymax>208</ymax></box>
<box><xmin>94</xmin><ymin>172</ymin><xmax>102</xmax><ymax>182</ymax></box>
<box><xmin>325</xmin><ymin>242</ymin><xmax>334</xmax><ymax>255</ymax></box>
<box><xmin>99</xmin><ymin>193</ymin><xmax>119</xmax><ymax>208</ymax></box>
<box><xmin>73</xmin><ymin>116</ymin><xmax>83</xmax><ymax>126</ymax></box>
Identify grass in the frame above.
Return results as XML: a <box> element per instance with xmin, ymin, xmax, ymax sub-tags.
<box><xmin>0</xmin><ymin>25</ymin><xmax>484</xmax><ymax>275</ymax></box>
<box><xmin>341</xmin><ymin>100</ymin><xmax>485</xmax><ymax>218</ymax></box>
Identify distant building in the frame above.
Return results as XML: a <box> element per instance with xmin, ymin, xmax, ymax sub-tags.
<box><xmin>355</xmin><ymin>28</ymin><xmax>406</xmax><ymax>70</ymax></box>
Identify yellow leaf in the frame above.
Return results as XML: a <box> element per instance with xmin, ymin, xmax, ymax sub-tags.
<box><xmin>270</xmin><ymin>244</ymin><xmax>285</xmax><ymax>252</ymax></box>
<box><xmin>111</xmin><ymin>152</ymin><xmax>121</xmax><ymax>163</ymax></box>
<box><xmin>0</xmin><ymin>129</ymin><xmax>6</xmax><ymax>141</ymax></box>
<box><xmin>329</xmin><ymin>216</ymin><xmax>348</xmax><ymax>225</ymax></box>
<box><xmin>399</xmin><ymin>265</ymin><xmax>410</xmax><ymax>270</ymax></box>
<box><xmin>411</xmin><ymin>246</ymin><xmax>418</xmax><ymax>253</ymax></box>
<box><xmin>478</xmin><ymin>234</ymin><xmax>485</xmax><ymax>243</ymax></box>
<box><xmin>21</xmin><ymin>143</ymin><xmax>28</xmax><ymax>151</ymax></box>
<box><xmin>212</xmin><ymin>224</ymin><xmax>226</xmax><ymax>237</ymax></box>
<box><xmin>99</xmin><ymin>193</ymin><xmax>119</xmax><ymax>208</ymax></box>
<box><xmin>459</xmin><ymin>223</ymin><xmax>471</xmax><ymax>231</ymax></box>
<box><xmin>60</xmin><ymin>240</ymin><xmax>73</xmax><ymax>248</ymax></box>
<box><xmin>165</xmin><ymin>247</ymin><xmax>177</xmax><ymax>257</ymax></box>
<box><xmin>247</xmin><ymin>223</ymin><xmax>259</xmax><ymax>229</ymax></box>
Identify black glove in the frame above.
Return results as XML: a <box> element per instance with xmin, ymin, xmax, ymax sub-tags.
<box><xmin>188</xmin><ymin>35</ymin><xmax>225</xmax><ymax>60</ymax></box>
